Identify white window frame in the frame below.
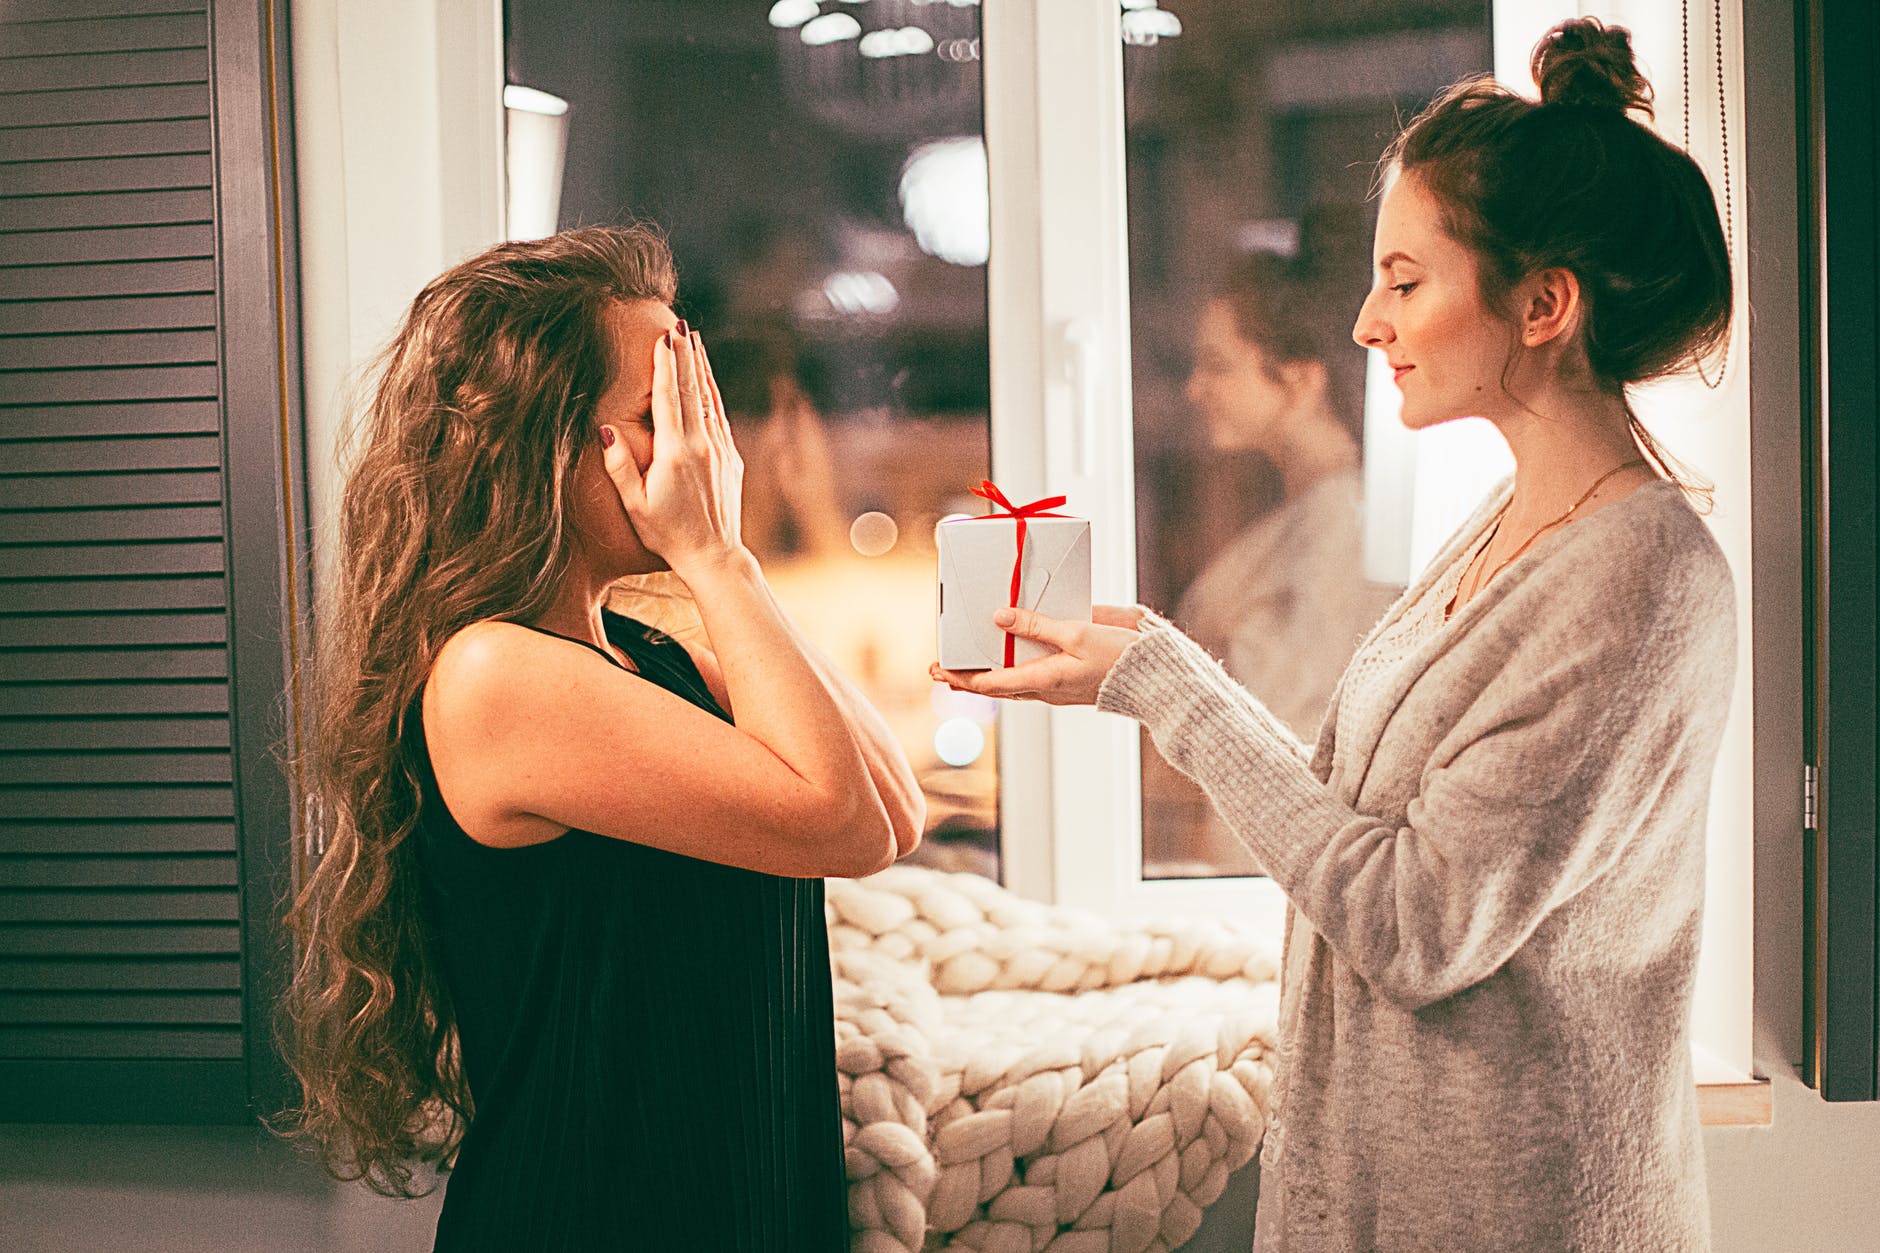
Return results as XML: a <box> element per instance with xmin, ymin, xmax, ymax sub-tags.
<box><xmin>983</xmin><ymin>0</ymin><xmax>1754</xmax><ymax>1078</ymax></box>
<box><xmin>983</xmin><ymin>0</ymin><xmax>1285</xmax><ymax>933</ymax></box>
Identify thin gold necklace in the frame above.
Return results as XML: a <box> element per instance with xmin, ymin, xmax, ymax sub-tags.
<box><xmin>1445</xmin><ymin>458</ymin><xmax>1650</xmax><ymax>622</ymax></box>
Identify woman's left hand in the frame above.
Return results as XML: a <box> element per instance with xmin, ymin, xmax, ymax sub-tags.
<box><xmin>930</xmin><ymin>605</ymin><xmax>1146</xmax><ymax>707</ymax></box>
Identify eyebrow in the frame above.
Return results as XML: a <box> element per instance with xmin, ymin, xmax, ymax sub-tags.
<box><xmin>1377</xmin><ymin>251</ymin><xmax>1420</xmax><ymax>271</ymax></box>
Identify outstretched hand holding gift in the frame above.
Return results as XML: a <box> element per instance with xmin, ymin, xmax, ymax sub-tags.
<box><xmin>929</xmin><ymin>604</ymin><xmax>1146</xmax><ymax>706</ymax></box>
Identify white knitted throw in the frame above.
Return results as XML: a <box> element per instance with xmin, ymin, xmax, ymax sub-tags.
<box><xmin>827</xmin><ymin>866</ymin><xmax>1281</xmax><ymax>1253</ymax></box>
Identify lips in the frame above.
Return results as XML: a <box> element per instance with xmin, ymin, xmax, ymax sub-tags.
<box><xmin>1391</xmin><ymin>364</ymin><xmax>1414</xmax><ymax>384</ymax></box>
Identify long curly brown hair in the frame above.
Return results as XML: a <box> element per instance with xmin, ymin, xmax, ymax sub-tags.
<box><xmin>281</xmin><ymin>225</ymin><xmax>677</xmax><ymax>1196</ymax></box>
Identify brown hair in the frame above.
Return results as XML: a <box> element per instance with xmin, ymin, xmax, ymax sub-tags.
<box><xmin>281</xmin><ymin>225</ymin><xmax>677</xmax><ymax>1195</ymax></box>
<box><xmin>1212</xmin><ymin>207</ymin><xmax>1368</xmax><ymax>435</ymax></box>
<box><xmin>1383</xmin><ymin>18</ymin><xmax>1732</xmax><ymax>505</ymax></box>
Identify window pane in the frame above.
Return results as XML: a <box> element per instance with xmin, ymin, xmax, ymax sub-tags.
<box><xmin>1124</xmin><ymin>2</ymin><xmax>1493</xmax><ymax>878</ymax></box>
<box><xmin>509</xmin><ymin>0</ymin><xmax>998</xmax><ymax>878</ymax></box>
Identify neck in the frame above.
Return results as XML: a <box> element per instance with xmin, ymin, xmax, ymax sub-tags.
<box><xmin>1490</xmin><ymin>382</ymin><xmax>1644</xmax><ymax>533</ymax></box>
<box><xmin>529</xmin><ymin>549</ymin><xmax>616</xmax><ymax>647</ymax></box>
<box><xmin>1269</xmin><ymin>399</ymin><xmax>1360</xmax><ymax>500</ymax></box>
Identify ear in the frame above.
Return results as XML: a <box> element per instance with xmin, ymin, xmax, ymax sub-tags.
<box><xmin>1515</xmin><ymin>267</ymin><xmax>1582</xmax><ymax>349</ymax></box>
<box><xmin>1276</xmin><ymin>357</ymin><xmax>1328</xmax><ymax>399</ymax></box>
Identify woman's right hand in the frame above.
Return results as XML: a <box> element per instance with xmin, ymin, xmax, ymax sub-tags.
<box><xmin>602</xmin><ymin>324</ymin><xmax>746</xmax><ymax>574</ymax></box>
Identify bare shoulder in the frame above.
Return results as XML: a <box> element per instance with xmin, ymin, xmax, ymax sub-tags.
<box><xmin>428</xmin><ymin>619</ymin><xmax>558</xmax><ymax>722</ymax></box>
<box><xmin>423</xmin><ymin>620</ymin><xmax>585</xmax><ymax>846</ymax></box>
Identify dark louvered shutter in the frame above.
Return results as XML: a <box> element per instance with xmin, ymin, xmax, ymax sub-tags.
<box><xmin>0</xmin><ymin>0</ymin><xmax>308</xmax><ymax>1124</ymax></box>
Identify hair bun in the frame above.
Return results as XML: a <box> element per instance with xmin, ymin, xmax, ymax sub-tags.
<box><xmin>1531</xmin><ymin>17</ymin><xmax>1653</xmax><ymax>117</ymax></box>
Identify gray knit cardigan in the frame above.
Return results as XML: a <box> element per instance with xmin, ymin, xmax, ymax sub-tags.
<box><xmin>1096</xmin><ymin>478</ymin><xmax>1735</xmax><ymax>1252</ymax></box>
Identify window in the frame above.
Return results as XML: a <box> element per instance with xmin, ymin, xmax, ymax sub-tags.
<box><xmin>507</xmin><ymin>0</ymin><xmax>1002</xmax><ymax>878</ymax></box>
<box><xmin>1119</xmin><ymin>3</ymin><xmax>1492</xmax><ymax>879</ymax></box>
<box><xmin>982</xmin><ymin>0</ymin><xmax>1756</xmax><ymax>1079</ymax></box>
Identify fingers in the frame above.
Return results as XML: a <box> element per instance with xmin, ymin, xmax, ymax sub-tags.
<box><xmin>650</xmin><ymin>331</ymin><xmax>683</xmax><ymax>450</ymax></box>
<box><xmin>692</xmin><ymin>331</ymin><xmax>734</xmax><ymax>455</ymax></box>
<box><xmin>1092</xmin><ymin>604</ymin><xmax>1146</xmax><ymax>630</ymax></box>
<box><xmin>598</xmin><ymin>424</ymin><xmax>646</xmax><ymax>510</ymax></box>
<box><xmin>928</xmin><ymin>662</ymin><xmax>1053</xmax><ymax>701</ymax></box>
<box><xmin>995</xmin><ymin>606</ymin><xmax>1078</xmax><ymax>651</ymax></box>
<box><xmin>670</xmin><ymin>322</ymin><xmax>706</xmax><ymax>438</ymax></box>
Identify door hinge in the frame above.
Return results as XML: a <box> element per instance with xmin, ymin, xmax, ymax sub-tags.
<box><xmin>1804</xmin><ymin>763</ymin><xmax>1819</xmax><ymax>831</ymax></box>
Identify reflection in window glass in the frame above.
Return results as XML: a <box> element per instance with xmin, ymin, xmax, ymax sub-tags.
<box><xmin>1124</xmin><ymin>2</ymin><xmax>1493</xmax><ymax>878</ymax></box>
<box><xmin>509</xmin><ymin>0</ymin><xmax>998</xmax><ymax>878</ymax></box>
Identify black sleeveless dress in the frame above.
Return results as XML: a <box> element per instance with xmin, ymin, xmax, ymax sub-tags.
<box><xmin>413</xmin><ymin>609</ymin><xmax>849</xmax><ymax>1251</ymax></box>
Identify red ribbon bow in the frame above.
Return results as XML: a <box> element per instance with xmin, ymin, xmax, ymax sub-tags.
<box><xmin>969</xmin><ymin>480</ymin><xmax>1071</xmax><ymax>667</ymax></box>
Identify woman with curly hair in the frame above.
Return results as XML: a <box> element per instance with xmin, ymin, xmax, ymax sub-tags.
<box><xmin>937</xmin><ymin>19</ymin><xmax>1734</xmax><ymax>1251</ymax></box>
<box><xmin>285</xmin><ymin>224</ymin><xmax>922</xmax><ymax>1250</ymax></box>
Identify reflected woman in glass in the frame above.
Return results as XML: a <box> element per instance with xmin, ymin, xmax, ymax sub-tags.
<box><xmin>1179</xmin><ymin>235</ymin><xmax>1400</xmax><ymax>742</ymax></box>
<box><xmin>285</xmin><ymin>226</ymin><xmax>920</xmax><ymax>1251</ymax></box>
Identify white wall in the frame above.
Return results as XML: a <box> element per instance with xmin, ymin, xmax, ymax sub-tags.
<box><xmin>291</xmin><ymin>0</ymin><xmax>503</xmax><ymax>602</ymax></box>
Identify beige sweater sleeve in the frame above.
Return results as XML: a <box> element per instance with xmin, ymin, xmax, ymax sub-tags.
<box><xmin>1097</xmin><ymin>567</ymin><xmax>1723</xmax><ymax>1013</ymax></box>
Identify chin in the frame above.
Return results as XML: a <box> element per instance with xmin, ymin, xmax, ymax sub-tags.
<box><xmin>1397</xmin><ymin>403</ymin><xmax>1462</xmax><ymax>432</ymax></box>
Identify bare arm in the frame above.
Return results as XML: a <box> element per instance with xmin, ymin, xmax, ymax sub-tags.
<box><xmin>682</xmin><ymin>630</ymin><xmax>923</xmax><ymax>859</ymax></box>
<box><xmin>427</xmin><ymin>326</ymin><xmax>909</xmax><ymax>878</ymax></box>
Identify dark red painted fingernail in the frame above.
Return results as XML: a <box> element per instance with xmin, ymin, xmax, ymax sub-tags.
<box><xmin>675</xmin><ymin>319</ymin><xmax>689</xmax><ymax>337</ymax></box>
<box><xmin>599</xmin><ymin>426</ymin><xmax>615</xmax><ymax>448</ymax></box>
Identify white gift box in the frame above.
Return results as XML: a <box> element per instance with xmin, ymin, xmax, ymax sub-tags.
<box><xmin>937</xmin><ymin>512</ymin><xmax>1092</xmax><ymax>670</ymax></box>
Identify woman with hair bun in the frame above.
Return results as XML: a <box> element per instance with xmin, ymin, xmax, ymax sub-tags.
<box><xmin>936</xmin><ymin>18</ymin><xmax>1733</xmax><ymax>1250</ymax></box>
<box><xmin>285</xmin><ymin>225</ymin><xmax>923</xmax><ymax>1250</ymax></box>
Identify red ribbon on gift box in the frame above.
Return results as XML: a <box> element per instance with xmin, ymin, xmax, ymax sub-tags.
<box><xmin>969</xmin><ymin>480</ymin><xmax>1071</xmax><ymax>667</ymax></box>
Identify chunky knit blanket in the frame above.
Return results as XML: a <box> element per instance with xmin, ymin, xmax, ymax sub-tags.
<box><xmin>827</xmin><ymin>867</ymin><xmax>1281</xmax><ymax>1253</ymax></box>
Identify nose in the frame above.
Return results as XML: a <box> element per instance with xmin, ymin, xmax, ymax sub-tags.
<box><xmin>1352</xmin><ymin>287</ymin><xmax>1391</xmax><ymax>350</ymax></box>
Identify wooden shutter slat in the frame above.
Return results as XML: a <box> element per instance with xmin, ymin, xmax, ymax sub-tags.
<box><xmin>0</xmin><ymin>612</ymin><xmax>226</xmax><ymax>646</ymax></box>
<box><xmin>0</xmin><ymin>821</ymin><xmax>234</xmax><ymax>855</ymax></box>
<box><xmin>0</xmin><ymin>400</ymin><xmax>218</xmax><ymax>438</ymax></box>
<box><xmin>3</xmin><ymin>784</ymin><xmax>232</xmax><ymax>820</ymax></box>
<box><xmin>0</xmin><ymin>365</ymin><xmax>217</xmax><ymax>404</ymax></box>
<box><xmin>0</xmin><ymin>297</ymin><xmax>216</xmax><ymax>337</ymax></box>
<box><xmin>0</xmin><ymin>15</ymin><xmax>207</xmax><ymax>58</ymax></box>
<box><xmin>0</xmin><ymin>1025</ymin><xmax>241</xmax><ymax>1059</ymax></box>
<box><xmin>0</xmin><ymin>679</ymin><xmax>227</xmax><ymax>715</ymax></box>
<box><xmin>0</xmin><ymin>717</ymin><xmax>229</xmax><ymax>751</ymax></box>
<box><xmin>0</xmin><ymin>991</ymin><xmax>240</xmax><ymax>1025</ymax></box>
<box><xmin>0</xmin><ymin>854</ymin><xmax>236</xmax><ymax>888</ymax></box>
<box><xmin>0</xmin><ymin>189</ymin><xmax>214</xmax><ymax>231</ymax></box>
<box><xmin>0</xmin><ymin>470</ymin><xmax>222</xmax><ymax>507</ymax></box>
<box><xmin>0</xmin><ymin>330</ymin><xmax>218</xmax><ymax>369</ymax></box>
<box><xmin>0</xmin><ymin>577</ymin><xmax>225</xmax><ymax>614</ymax></box>
<box><xmin>0</xmin><ymin>956</ymin><xmax>239</xmax><ymax>990</ymax></box>
<box><xmin>0</xmin><ymin>645</ymin><xmax>226</xmax><ymax>679</ymax></box>
<box><xmin>0</xmin><ymin>226</ymin><xmax>216</xmax><ymax>267</ymax></box>
<box><xmin>0</xmin><ymin>504</ymin><xmax>224</xmax><ymax>542</ymax></box>
<box><xmin>0</xmin><ymin>153</ymin><xmax>212</xmax><ymax>196</ymax></box>
<box><xmin>0</xmin><ymin>540</ymin><xmax>224</xmax><ymax>577</ymax></box>
<box><xmin>0</xmin><ymin>83</ymin><xmax>210</xmax><ymax>128</ymax></box>
<box><xmin>0</xmin><ymin>434</ymin><xmax>222</xmax><ymax>473</ymax></box>
<box><xmin>0</xmin><ymin>887</ymin><xmax>238</xmax><ymax>923</ymax></box>
<box><xmin>0</xmin><ymin>1</ymin><xmax>207</xmax><ymax>20</ymax></box>
<box><xmin>0</xmin><ymin>257</ymin><xmax>215</xmax><ymax>299</ymax></box>
<box><xmin>0</xmin><ymin>119</ymin><xmax>209</xmax><ymax>163</ymax></box>
<box><xmin>0</xmin><ymin>49</ymin><xmax>208</xmax><ymax>93</ymax></box>
<box><xmin>0</xmin><ymin>922</ymin><xmax>237</xmax><ymax>955</ymax></box>
<box><xmin>0</xmin><ymin>751</ymin><xmax>233</xmax><ymax>786</ymax></box>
